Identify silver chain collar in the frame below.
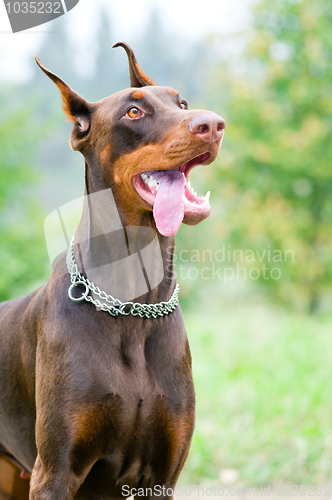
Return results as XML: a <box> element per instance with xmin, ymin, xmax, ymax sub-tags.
<box><xmin>66</xmin><ymin>237</ymin><xmax>179</xmax><ymax>318</ymax></box>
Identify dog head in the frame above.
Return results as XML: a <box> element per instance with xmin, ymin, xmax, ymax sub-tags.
<box><xmin>36</xmin><ymin>42</ymin><xmax>225</xmax><ymax>237</ymax></box>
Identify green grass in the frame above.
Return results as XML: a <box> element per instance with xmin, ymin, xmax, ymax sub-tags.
<box><xmin>179</xmin><ymin>296</ymin><xmax>332</xmax><ymax>487</ymax></box>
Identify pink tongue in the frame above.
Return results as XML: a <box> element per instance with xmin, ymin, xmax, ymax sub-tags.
<box><xmin>152</xmin><ymin>170</ymin><xmax>186</xmax><ymax>237</ymax></box>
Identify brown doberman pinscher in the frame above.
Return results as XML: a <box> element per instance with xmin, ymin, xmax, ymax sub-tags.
<box><xmin>0</xmin><ymin>43</ymin><xmax>225</xmax><ymax>499</ymax></box>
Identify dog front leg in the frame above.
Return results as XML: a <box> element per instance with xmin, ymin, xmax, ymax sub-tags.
<box><xmin>29</xmin><ymin>451</ymin><xmax>92</xmax><ymax>500</ymax></box>
<box><xmin>29</xmin><ymin>411</ymin><xmax>94</xmax><ymax>500</ymax></box>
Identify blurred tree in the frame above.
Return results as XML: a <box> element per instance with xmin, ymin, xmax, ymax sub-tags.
<box><xmin>136</xmin><ymin>8</ymin><xmax>214</xmax><ymax>102</ymax></box>
<box><xmin>90</xmin><ymin>7</ymin><xmax>126</xmax><ymax>99</ymax></box>
<box><xmin>27</xmin><ymin>19</ymin><xmax>85</xmax><ymax>209</ymax></box>
<box><xmin>0</xmin><ymin>89</ymin><xmax>50</xmax><ymax>301</ymax></box>
<box><xmin>137</xmin><ymin>9</ymin><xmax>179</xmax><ymax>86</ymax></box>
<box><xmin>210</xmin><ymin>0</ymin><xmax>332</xmax><ymax>312</ymax></box>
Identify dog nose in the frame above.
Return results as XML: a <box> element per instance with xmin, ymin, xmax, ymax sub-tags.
<box><xmin>188</xmin><ymin>112</ymin><xmax>225</xmax><ymax>143</ymax></box>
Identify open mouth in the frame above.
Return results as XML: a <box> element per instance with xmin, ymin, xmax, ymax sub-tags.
<box><xmin>133</xmin><ymin>152</ymin><xmax>212</xmax><ymax>237</ymax></box>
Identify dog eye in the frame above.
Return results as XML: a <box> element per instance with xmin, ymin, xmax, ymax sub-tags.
<box><xmin>127</xmin><ymin>107</ymin><xmax>143</xmax><ymax>119</ymax></box>
<box><xmin>180</xmin><ymin>99</ymin><xmax>188</xmax><ymax>110</ymax></box>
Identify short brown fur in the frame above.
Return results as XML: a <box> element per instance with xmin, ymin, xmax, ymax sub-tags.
<box><xmin>0</xmin><ymin>44</ymin><xmax>225</xmax><ymax>500</ymax></box>
<box><xmin>131</xmin><ymin>90</ymin><xmax>146</xmax><ymax>100</ymax></box>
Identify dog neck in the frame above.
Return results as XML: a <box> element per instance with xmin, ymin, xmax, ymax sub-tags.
<box><xmin>73</xmin><ymin>162</ymin><xmax>176</xmax><ymax>305</ymax></box>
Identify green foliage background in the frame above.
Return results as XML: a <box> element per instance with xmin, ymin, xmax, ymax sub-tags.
<box><xmin>207</xmin><ymin>0</ymin><xmax>332</xmax><ymax>313</ymax></box>
<box><xmin>0</xmin><ymin>0</ymin><xmax>332</xmax><ymax>488</ymax></box>
<box><xmin>0</xmin><ymin>90</ymin><xmax>49</xmax><ymax>300</ymax></box>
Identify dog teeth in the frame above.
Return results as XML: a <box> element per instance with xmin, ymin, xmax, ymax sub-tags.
<box><xmin>186</xmin><ymin>180</ymin><xmax>198</xmax><ymax>196</ymax></box>
<box><xmin>204</xmin><ymin>191</ymin><xmax>210</xmax><ymax>201</ymax></box>
<box><xmin>148</xmin><ymin>177</ymin><xmax>157</xmax><ymax>188</ymax></box>
<box><xmin>141</xmin><ymin>173</ymin><xmax>159</xmax><ymax>193</ymax></box>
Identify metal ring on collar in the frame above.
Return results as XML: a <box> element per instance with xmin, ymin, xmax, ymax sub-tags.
<box><xmin>68</xmin><ymin>281</ymin><xmax>89</xmax><ymax>302</ymax></box>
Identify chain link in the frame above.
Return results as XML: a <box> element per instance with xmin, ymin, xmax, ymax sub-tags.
<box><xmin>66</xmin><ymin>237</ymin><xmax>179</xmax><ymax>318</ymax></box>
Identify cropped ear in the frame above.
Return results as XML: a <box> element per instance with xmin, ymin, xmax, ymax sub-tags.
<box><xmin>35</xmin><ymin>56</ymin><xmax>93</xmax><ymax>151</ymax></box>
<box><xmin>112</xmin><ymin>42</ymin><xmax>157</xmax><ymax>88</ymax></box>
